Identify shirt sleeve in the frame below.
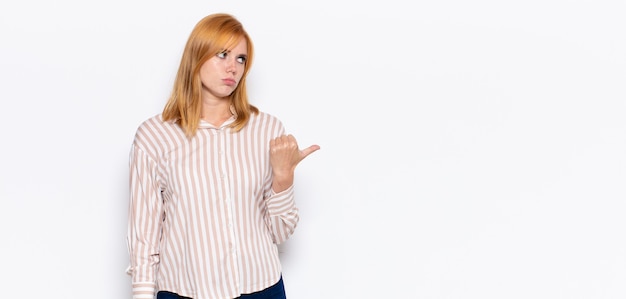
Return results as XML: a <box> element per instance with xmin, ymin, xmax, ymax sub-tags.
<box><xmin>126</xmin><ymin>143</ymin><xmax>163</xmax><ymax>299</ymax></box>
<box><xmin>264</xmin><ymin>185</ymin><xmax>300</xmax><ymax>244</ymax></box>
<box><xmin>262</xmin><ymin>117</ymin><xmax>300</xmax><ymax>244</ymax></box>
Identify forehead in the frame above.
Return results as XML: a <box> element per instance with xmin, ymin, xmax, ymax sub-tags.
<box><xmin>225</xmin><ymin>37</ymin><xmax>248</xmax><ymax>54</ymax></box>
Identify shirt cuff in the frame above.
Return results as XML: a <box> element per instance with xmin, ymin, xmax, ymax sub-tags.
<box><xmin>132</xmin><ymin>282</ymin><xmax>156</xmax><ymax>299</ymax></box>
<box><xmin>266</xmin><ymin>185</ymin><xmax>296</xmax><ymax>216</ymax></box>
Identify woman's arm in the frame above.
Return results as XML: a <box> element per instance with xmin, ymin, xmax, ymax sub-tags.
<box><xmin>126</xmin><ymin>144</ymin><xmax>164</xmax><ymax>299</ymax></box>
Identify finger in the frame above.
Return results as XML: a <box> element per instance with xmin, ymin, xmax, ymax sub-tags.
<box><xmin>273</xmin><ymin>135</ymin><xmax>291</xmax><ymax>146</ymax></box>
<box><xmin>270</xmin><ymin>135</ymin><xmax>285</xmax><ymax>147</ymax></box>
<box><xmin>284</xmin><ymin>134</ymin><xmax>296</xmax><ymax>145</ymax></box>
<box><xmin>300</xmin><ymin>144</ymin><xmax>321</xmax><ymax>159</ymax></box>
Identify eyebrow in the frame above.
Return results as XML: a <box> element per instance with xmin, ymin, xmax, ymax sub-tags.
<box><xmin>219</xmin><ymin>49</ymin><xmax>247</xmax><ymax>57</ymax></box>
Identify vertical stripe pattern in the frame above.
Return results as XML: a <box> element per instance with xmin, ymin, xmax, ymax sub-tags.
<box><xmin>126</xmin><ymin>112</ymin><xmax>299</xmax><ymax>299</ymax></box>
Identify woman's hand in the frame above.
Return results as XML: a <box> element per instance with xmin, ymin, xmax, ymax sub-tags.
<box><xmin>270</xmin><ymin>134</ymin><xmax>320</xmax><ymax>192</ymax></box>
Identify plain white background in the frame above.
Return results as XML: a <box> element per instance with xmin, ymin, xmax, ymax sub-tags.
<box><xmin>1</xmin><ymin>1</ymin><xmax>625</xmax><ymax>298</ymax></box>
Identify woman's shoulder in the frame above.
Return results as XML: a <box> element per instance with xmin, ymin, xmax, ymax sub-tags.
<box><xmin>133</xmin><ymin>114</ymin><xmax>182</xmax><ymax>143</ymax></box>
<box><xmin>247</xmin><ymin>110</ymin><xmax>286</xmax><ymax>135</ymax></box>
<box><xmin>135</xmin><ymin>114</ymin><xmax>161</xmax><ymax>133</ymax></box>
<box><xmin>136</xmin><ymin>114</ymin><xmax>176</xmax><ymax>131</ymax></box>
<box><xmin>251</xmin><ymin>110</ymin><xmax>283</xmax><ymax>124</ymax></box>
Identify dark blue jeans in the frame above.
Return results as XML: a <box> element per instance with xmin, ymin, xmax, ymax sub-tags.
<box><xmin>156</xmin><ymin>276</ymin><xmax>286</xmax><ymax>299</ymax></box>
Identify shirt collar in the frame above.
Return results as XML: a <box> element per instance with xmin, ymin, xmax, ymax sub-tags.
<box><xmin>198</xmin><ymin>105</ymin><xmax>237</xmax><ymax>129</ymax></box>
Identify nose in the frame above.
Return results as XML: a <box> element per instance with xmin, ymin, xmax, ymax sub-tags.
<box><xmin>225</xmin><ymin>58</ymin><xmax>236</xmax><ymax>74</ymax></box>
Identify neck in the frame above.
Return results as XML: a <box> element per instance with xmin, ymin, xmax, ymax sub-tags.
<box><xmin>201</xmin><ymin>100</ymin><xmax>232</xmax><ymax>127</ymax></box>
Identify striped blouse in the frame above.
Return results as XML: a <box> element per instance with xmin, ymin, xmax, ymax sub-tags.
<box><xmin>126</xmin><ymin>111</ymin><xmax>299</xmax><ymax>299</ymax></box>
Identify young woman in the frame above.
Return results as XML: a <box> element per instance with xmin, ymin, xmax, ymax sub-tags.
<box><xmin>126</xmin><ymin>13</ymin><xmax>319</xmax><ymax>299</ymax></box>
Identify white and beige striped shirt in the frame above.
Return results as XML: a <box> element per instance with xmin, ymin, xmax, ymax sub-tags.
<box><xmin>126</xmin><ymin>112</ymin><xmax>299</xmax><ymax>299</ymax></box>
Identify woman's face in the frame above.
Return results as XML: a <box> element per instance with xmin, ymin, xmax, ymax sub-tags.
<box><xmin>199</xmin><ymin>38</ymin><xmax>248</xmax><ymax>100</ymax></box>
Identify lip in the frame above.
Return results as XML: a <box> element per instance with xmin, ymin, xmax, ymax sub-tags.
<box><xmin>222</xmin><ymin>78</ymin><xmax>237</xmax><ymax>86</ymax></box>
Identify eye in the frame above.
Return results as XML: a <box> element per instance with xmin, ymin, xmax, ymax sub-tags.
<box><xmin>236</xmin><ymin>56</ymin><xmax>247</xmax><ymax>64</ymax></box>
<box><xmin>216</xmin><ymin>51</ymin><xmax>227</xmax><ymax>59</ymax></box>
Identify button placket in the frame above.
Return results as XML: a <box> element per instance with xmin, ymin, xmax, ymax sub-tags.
<box><xmin>217</xmin><ymin>128</ymin><xmax>242</xmax><ymax>287</ymax></box>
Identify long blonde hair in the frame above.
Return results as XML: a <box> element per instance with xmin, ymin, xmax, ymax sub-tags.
<box><xmin>162</xmin><ymin>13</ymin><xmax>257</xmax><ymax>137</ymax></box>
